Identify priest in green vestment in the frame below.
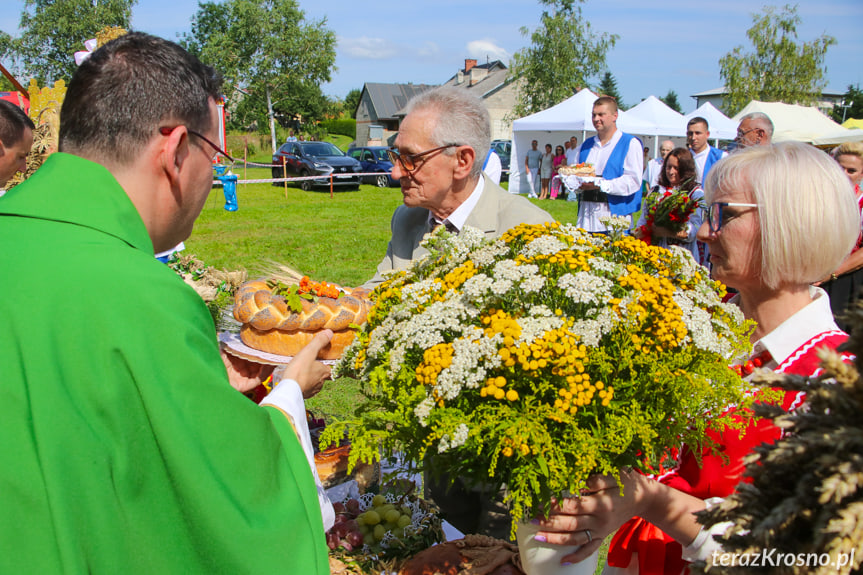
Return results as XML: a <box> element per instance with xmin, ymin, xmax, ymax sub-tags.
<box><xmin>0</xmin><ymin>33</ymin><xmax>332</xmax><ymax>574</ymax></box>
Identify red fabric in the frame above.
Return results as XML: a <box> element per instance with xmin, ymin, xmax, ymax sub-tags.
<box><xmin>607</xmin><ymin>331</ymin><xmax>849</xmax><ymax>574</ymax></box>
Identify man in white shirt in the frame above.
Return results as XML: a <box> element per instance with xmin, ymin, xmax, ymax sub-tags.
<box><xmin>564</xmin><ymin>135</ymin><xmax>579</xmax><ymax>165</ymax></box>
<box><xmin>644</xmin><ymin>139</ymin><xmax>674</xmax><ymax>190</ymax></box>
<box><xmin>687</xmin><ymin>117</ymin><xmax>726</xmax><ymax>184</ymax></box>
<box><xmin>574</xmin><ymin>96</ymin><xmax>644</xmax><ymax>232</ymax></box>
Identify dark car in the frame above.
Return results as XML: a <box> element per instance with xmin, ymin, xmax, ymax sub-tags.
<box><xmin>272</xmin><ymin>141</ymin><xmax>362</xmax><ymax>191</ymax></box>
<box><xmin>490</xmin><ymin>139</ymin><xmax>511</xmax><ymax>181</ymax></box>
<box><xmin>347</xmin><ymin>146</ymin><xmax>398</xmax><ymax>187</ymax></box>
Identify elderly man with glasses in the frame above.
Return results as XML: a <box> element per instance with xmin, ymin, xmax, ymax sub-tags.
<box><xmin>364</xmin><ymin>87</ymin><xmax>552</xmax><ymax>289</ymax></box>
<box><xmin>734</xmin><ymin>112</ymin><xmax>774</xmax><ymax>149</ymax></box>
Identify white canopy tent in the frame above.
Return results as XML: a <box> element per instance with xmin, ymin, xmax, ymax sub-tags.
<box><xmin>623</xmin><ymin>96</ymin><xmax>687</xmax><ymax>160</ymax></box>
<box><xmin>732</xmin><ymin>101</ymin><xmax>863</xmax><ymax>146</ymax></box>
<box><xmin>510</xmin><ymin>89</ymin><xmax>656</xmax><ymax>194</ymax></box>
<box><xmin>684</xmin><ymin>102</ymin><xmax>738</xmax><ymax>142</ymax></box>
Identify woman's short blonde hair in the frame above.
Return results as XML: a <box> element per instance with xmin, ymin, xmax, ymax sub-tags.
<box><xmin>835</xmin><ymin>141</ymin><xmax>863</xmax><ymax>161</ymax></box>
<box><xmin>704</xmin><ymin>142</ymin><xmax>859</xmax><ymax>289</ymax></box>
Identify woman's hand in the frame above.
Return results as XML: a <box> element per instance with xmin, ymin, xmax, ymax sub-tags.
<box><xmin>532</xmin><ymin>471</ymin><xmax>653</xmax><ymax>565</ymax></box>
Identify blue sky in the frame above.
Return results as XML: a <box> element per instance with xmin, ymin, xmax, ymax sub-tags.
<box><xmin>2</xmin><ymin>0</ymin><xmax>860</xmax><ymax>113</ymax></box>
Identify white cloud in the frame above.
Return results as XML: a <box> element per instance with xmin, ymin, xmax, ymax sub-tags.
<box><xmin>338</xmin><ymin>36</ymin><xmax>400</xmax><ymax>60</ymax></box>
<box><xmin>466</xmin><ymin>39</ymin><xmax>509</xmax><ymax>62</ymax></box>
<box><xmin>417</xmin><ymin>42</ymin><xmax>440</xmax><ymax>58</ymax></box>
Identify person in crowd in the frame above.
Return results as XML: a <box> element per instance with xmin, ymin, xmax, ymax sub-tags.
<box><xmin>687</xmin><ymin>116</ymin><xmax>726</xmax><ymax>184</ymax></box>
<box><xmin>820</xmin><ymin>141</ymin><xmax>863</xmax><ymax>331</ymax></box>
<box><xmin>550</xmin><ymin>144</ymin><xmax>566</xmax><ymax>199</ymax></box>
<box><xmin>574</xmin><ymin>96</ymin><xmax>644</xmax><ymax>232</ymax></box>
<box><xmin>363</xmin><ymin>87</ymin><xmax>551</xmax><ymax>537</ymax></box>
<box><xmin>482</xmin><ymin>146</ymin><xmax>503</xmax><ymax>185</ymax></box>
<box><xmin>643</xmin><ymin>139</ymin><xmax>674</xmax><ymax>190</ymax></box>
<box><xmin>734</xmin><ymin>112</ymin><xmax>773</xmax><ymax>149</ymax></box>
<box><xmin>525</xmin><ymin>139</ymin><xmax>543</xmax><ymax>198</ymax></box>
<box><xmin>532</xmin><ymin>142</ymin><xmax>859</xmax><ymax>573</ymax></box>
<box><xmin>634</xmin><ymin>147</ymin><xmax>706</xmax><ymax>266</ymax></box>
<box><xmin>565</xmin><ymin>135</ymin><xmax>579</xmax><ymax>166</ymax></box>
<box><xmin>539</xmin><ymin>143</ymin><xmax>553</xmax><ymax>199</ymax></box>
<box><xmin>0</xmin><ymin>33</ymin><xmax>335</xmax><ymax>574</ymax></box>
<box><xmin>0</xmin><ymin>99</ymin><xmax>35</xmax><ymax>191</ymax></box>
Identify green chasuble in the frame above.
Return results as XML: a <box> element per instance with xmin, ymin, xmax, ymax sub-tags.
<box><xmin>0</xmin><ymin>154</ymin><xmax>328</xmax><ymax>574</ymax></box>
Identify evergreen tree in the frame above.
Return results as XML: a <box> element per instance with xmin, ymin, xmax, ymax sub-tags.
<box><xmin>598</xmin><ymin>71</ymin><xmax>624</xmax><ymax>110</ymax></box>
<box><xmin>832</xmin><ymin>84</ymin><xmax>863</xmax><ymax>124</ymax></box>
<box><xmin>509</xmin><ymin>0</ymin><xmax>618</xmax><ymax>117</ymax></box>
<box><xmin>660</xmin><ymin>90</ymin><xmax>682</xmax><ymax>113</ymax></box>
<box><xmin>719</xmin><ymin>5</ymin><xmax>835</xmax><ymax>116</ymax></box>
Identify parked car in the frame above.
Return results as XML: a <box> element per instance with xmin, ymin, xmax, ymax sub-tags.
<box><xmin>347</xmin><ymin>146</ymin><xmax>398</xmax><ymax>187</ymax></box>
<box><xmin>272</xmin><ymin>141</ymin><xmax>362</xmax><ymax>191</ymax></box>
<box><xmin>490</xmin><ymin>139</ymin><xmax>511</xmax><ymax>181</ymax></box>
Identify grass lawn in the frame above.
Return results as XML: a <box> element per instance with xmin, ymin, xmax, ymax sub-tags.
<box><xmin>187</xmin><ymin>168</ymin><xmax>581</xmax><ymax>287</ymax></box>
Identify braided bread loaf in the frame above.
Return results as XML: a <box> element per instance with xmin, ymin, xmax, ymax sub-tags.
<box><xmin>233</xmin><ymin>280</ymin><xmax>371</xmax><ymax>359</ymax></box>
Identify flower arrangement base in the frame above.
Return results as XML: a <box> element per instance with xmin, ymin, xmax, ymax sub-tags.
<box><xmin>516</xmin><ymin>521</ymin><xmax>599</xmax><ymax>575</ymax></box>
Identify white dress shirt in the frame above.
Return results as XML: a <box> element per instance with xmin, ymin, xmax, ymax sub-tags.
<box><xmin>429</xmin><ymin>175</ymin><xmax>485</xmax><ymax>233</ymax></box>
<box><xmin>576</xmin><ymin>129</ymin><xmax>644</xmax><ymax>232</ymax></box>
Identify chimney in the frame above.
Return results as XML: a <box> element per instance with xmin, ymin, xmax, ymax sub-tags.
<box><xmin>464</xmin><ymin>59</ymin><xmax>477</xmax><ymax>73</ymax></box>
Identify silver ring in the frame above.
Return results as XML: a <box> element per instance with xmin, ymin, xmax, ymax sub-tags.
<box><xmin>585</xmin><ymin>529</ymin><xmax>592</xmax><ymax>544</ymax></box>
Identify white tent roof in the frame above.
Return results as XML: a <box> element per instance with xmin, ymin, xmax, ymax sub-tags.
<box><xmin>684</xmin><ymin>102</ymin><xmax>738</xmax><ymax>140</ymax></box>
<box><xmin>511</xmin><ymin>88</ymin><xmax>655</xmax><ymax>134</ymax></box>
<box><xmin>624</xmin><ymin>96</ymin><xmax>686</xmax><ymax>136</ymax></box>
<box><xmin>512</xmin><ymin>88</ymin><xmax>599</xmax><ymax>132</ymax></box>
<box><xmin>732</xmin><ymin>101</ymin><xmax>863</xmax><ymax>146</ymax></box>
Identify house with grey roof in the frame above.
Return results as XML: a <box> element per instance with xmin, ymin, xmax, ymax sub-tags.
<box><xmin>353</xmin><ymin>59</ymin><xmax>519</xmax><ymax>147</ymax></box>
<box><xmin>691</xmin><ymin>86</ymin><xmax>846</xmax><ymax>116</ymax></box>
<box><xmin>354</xmin><ymin>83</ymin><xmax>435</xmax><ymax>147</ymax></box>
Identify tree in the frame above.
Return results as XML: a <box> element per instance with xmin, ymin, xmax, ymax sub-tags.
<box><xmin>832</xmin><ymin>84</ymin><xmax>863</xmax><ymax>123</ymax></box>
<box><xmin>597</xmin><ymin>71</ymin><xmax>624</xmax><ymax>110</ymax></box>
<box><xmin>3</xmin><ymin>0</ymin><xmax>135</xmax><ymax>83</ymax></box>
<box><xmin>344</xmin><ymin>88</ymin><xmax>362</xmax><ymax>119</ymax></box>
<box><xmin>660</xmin><ymin>90</ymin><xmax>682</xmax><ymax>113</ymax></box>
<box><xmin>719</xmin><ymin>4</ymin><xmax>835</xmax><ymax>116</ymax></box>
<box><xmin>182</xmin><ymin>0</ymin><xmax>336</xmax><ymax>153</ymax></box>
<box><xmin>509</xmin><ymin>0</ymin><xmax>618</xmax><ymax>117</ymax></box>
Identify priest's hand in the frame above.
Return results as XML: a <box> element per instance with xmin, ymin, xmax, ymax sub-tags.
<box><xmin>284</xmin><ymin>329</ymin><xmax>333</xmax><ymax>398</ymax></box>
<box><xmin>221</xmin><ymin>351</ymin><xmax>275</xmax><ymax>394</ymax></box>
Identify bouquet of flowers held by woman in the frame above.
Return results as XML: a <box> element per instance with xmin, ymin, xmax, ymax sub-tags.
<box><xmin>637</xmin><ymin>185</ymin><xmax>702</xmax><ymax>245</ymax></box>
<box><xmin>323</xmin><ymin>220</ymin><xmax>753</xmax><ymax>536</ymax></box>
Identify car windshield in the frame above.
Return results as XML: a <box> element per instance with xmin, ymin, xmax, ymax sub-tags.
<box><xmin>301</xmin><ymin>142</ymin><xmax>344</xmax><ymax>157</ymax></box>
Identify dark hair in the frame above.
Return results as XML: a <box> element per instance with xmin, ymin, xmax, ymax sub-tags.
<box><xmin>555</xmin><ymin>145</ymin><xmax>565</xmax><ymax>155</ymax></box>
<box><xmin>687</xmin><ymin>116</ymin><xmax>709</xmax><ymax>130</ymax></box>
<box><xmin>59</xmin><ymin>32</ymin><xmax>222</xmax><ymax>165</ymax></box>
<box><xmin>594</xmin><ymin>95</ymin><xmax>618</xmax><ymax>113</ymax></box>
<box><xmin>658</xmin><ymin>147</ymin><xmax>698</xmax><ymax>191</ymax></box>
<box><xmin>0</xmin><ymin>99</ymin><xmax>35</xmax><ymax>147</ymax></box>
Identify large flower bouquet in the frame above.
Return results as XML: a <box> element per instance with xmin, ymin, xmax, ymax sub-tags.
<box><xmin>324</xmin><ymin>221</ymin><xmax>753</xmax><ymax>535</ymax></box>
<box><xmin>637</xmin><ymin>186</ymin><xmax>702</xmax><ymax>245</ymax></box>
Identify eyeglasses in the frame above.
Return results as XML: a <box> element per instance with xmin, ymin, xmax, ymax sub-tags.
<box><xmin>387</xmin><ymin>144</ymin><xmax>458</xmax><ymax>172</ymax></box>
<box><xmin>735</xmin><ymin>128</ymin><xmax>758</xmax><ymax>142</ymax></box>
<box><xmin>707</xmin><ymin>202</ymin><xmax>758</xmax><ymax>233</ymax></box>
<box><xmin>159</xmin><ymin>126</ymin><xmax>235</xmax><ymax>163</ymax></box>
